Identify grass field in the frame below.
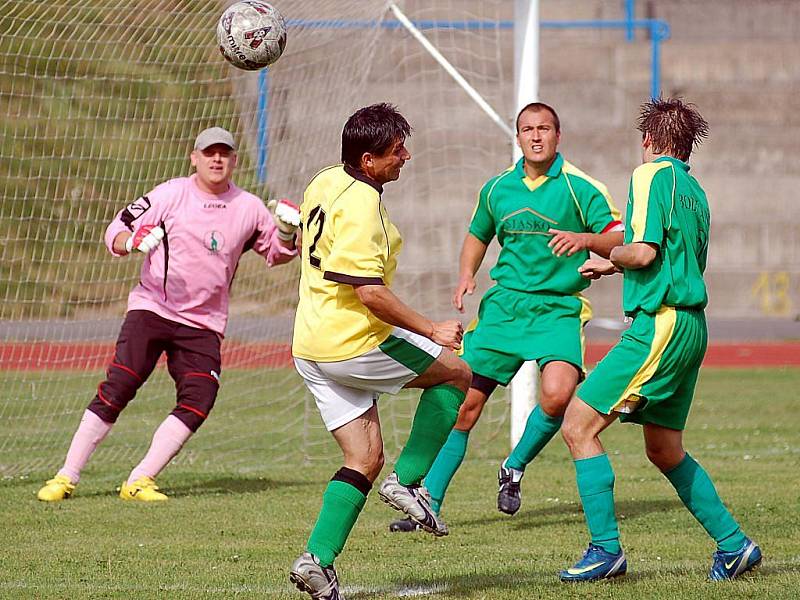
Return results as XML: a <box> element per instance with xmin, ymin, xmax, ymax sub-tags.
<box><xmin>2</xmin><ymin>368</ymin><xmax>799</xmax><ymax>599</ymax></box>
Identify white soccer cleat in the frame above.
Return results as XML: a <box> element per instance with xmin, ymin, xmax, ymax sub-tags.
<box><xmin>378</xmin><ymin>472</ymin><xmax>448</xmax><ymax>537</ymax></box>
<box><xmin>289</xmin><ymin>552</ymin><xmax>343</xmax><ymax>600</ymax></box>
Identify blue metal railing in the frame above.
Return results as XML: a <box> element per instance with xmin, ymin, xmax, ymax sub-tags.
<box><xmin>625</xmin><ymin>0</ymin><xmax>636</xmax><ymax>41</ymax></box>
<box><xmin>256</xmin><ymin>12</ymin><xmax>670</xmax><ymax>182</ymax></box>
<box><xmin>257</xmin><ymin>68</ymin><xmax>269</xmax><ymax>181</ymax></box>
<box><xmin>541</xmin><ymin>19</ymin><xmax>670</xmax><ymax>100</ymax></box>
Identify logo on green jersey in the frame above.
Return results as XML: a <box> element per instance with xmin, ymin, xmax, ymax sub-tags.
<box><xmin>500</xmin><ymin>207</ymin><xmax>558</xmax><ymax>235</ymax></box>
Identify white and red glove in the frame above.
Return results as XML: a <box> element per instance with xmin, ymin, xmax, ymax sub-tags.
<box><xmin>125</xmin><ymin>224</ymin><xmax>165</xmax><ymax>254</ymax></box>
<box><xmin>267</xmin><ymin>198</ymin><xmax>300</xmax><ymax>242</ymax></box>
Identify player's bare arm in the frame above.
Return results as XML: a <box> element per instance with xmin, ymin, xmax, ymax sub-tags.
<box><xmin>609</xmin><ymin>241</ymin><xmax>658</xmax><ymax>270</ymax></box>
<box><xmin>452</xmin><ymin>233</ymin><xmax>489</xmax><ymax>312</ymax></box>
<box><xmin>578</xmin><ymin>257</ymin><xmax>619</xmax><ymax>280</ymax></box>
<box><xmin>548</xmin><ymin>229</ymin><xmax>623</xmax><ymax>258</ymax></box>
<box><xmin>112</xmin><ymin>231</ymin><xmax>132</xmax><ymax>255</ymax></box>
<box><xmin>355</xmin><ymin>284</ymin><xmax>463</xmax><ymax>350</ymax></box>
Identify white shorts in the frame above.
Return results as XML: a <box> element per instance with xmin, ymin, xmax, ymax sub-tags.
<box><xmin>293</xmin><ymin>327</ymin><xmax>443</xmax><ymax>431</ymax></box>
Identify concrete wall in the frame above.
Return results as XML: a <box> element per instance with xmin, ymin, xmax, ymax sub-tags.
<box><xmin>368</xmin><ymin>0</ymin><xmax>800</xmax><ymax>322</ymax></box>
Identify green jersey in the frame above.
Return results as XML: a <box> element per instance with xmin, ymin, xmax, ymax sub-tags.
<box><xmin>623</xmin><ymin>156</ymin><xmax>710</xmax><ymax>315</ymax></box>
<box><xmin>469</xmin><ymin>154</ymin><xmax>622</xmax><ymax>295</ymax></box>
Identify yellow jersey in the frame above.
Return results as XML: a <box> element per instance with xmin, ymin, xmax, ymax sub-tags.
<box><xmin>292</xmin><ymin>165</ymin><xmax>403</xmax><ymax>361</ymax></box>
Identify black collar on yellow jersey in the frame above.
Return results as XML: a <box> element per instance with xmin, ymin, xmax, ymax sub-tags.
<box><xmin>344</xmin><ymin>164</ymin><xmax>383</xmax><ymax>195</ymax></box>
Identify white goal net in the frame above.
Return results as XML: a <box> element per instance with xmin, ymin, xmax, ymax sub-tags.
<box><xmin>0</xmin><ymin>0</ymin><xmax>516</xmax><ymax>476</ymax></box>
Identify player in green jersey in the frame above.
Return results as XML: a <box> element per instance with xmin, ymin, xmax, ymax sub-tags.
<box><xmin>390</xmin><ymin>102</ymin><xmax>624</xmax><ymax>533</ymax></box>
<box><xmin>559</xmin><ymin>97</ymin><xmax>761</xmax><ymax>582</ymax></box>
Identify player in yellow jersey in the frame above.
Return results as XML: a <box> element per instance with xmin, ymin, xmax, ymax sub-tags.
<box><xmin>289</xmin><ymin>103</ymin><xmax>471</xmax><ymax>600</ymax></box>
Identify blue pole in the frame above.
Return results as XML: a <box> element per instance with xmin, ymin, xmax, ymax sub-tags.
<box><xmin>625</xmin><ymin>0</ymin><xmax>635</xmax><ymax>42</ymax></box>
<box><xmin>649</xmin><ymin>21</ymin><xmax>669</xmax><ymax>100</ymax></box>
<box><xmin>257</xmin><ymin>68</ymin><xmax>269</xmax><ymax>183</ymax></box>
<box><xmin>651</xmin><ymin>31</ymin><xmax>660</xmax><ymax>99</ymax></box>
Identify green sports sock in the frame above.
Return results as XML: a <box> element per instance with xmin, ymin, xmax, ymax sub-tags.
<box><xmin>664</xmin><ymin>453</ymin><xmax>746</xmax><ymax>552</ymax></box>
<box><xmin>306</xmin><ymin>472</ymin><xmax>369</xmax><ymax>567</ymax></box>
<box><xmin>575</xmin><ymin>453</ymin><xmax>621</xmax><ymax>554</ymax></box>
<box><xmin>505</xmin><ymin>405</ymin><xmax>562</xmax><ymax>471</ymax></box>
<box><xmin>394</xmin><ymin>384</ymin><xmax>465</xmax><ymax>486</ymax></box>
<box><xmin>423</xmin><ymin>428</ymin><xmax>470</xmax><ymax>513</ymax></box>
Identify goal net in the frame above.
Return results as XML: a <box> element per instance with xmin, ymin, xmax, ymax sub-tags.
<box><xmin>0</xmin><ymin>0</ymin><xmax>515</xmax><ymax>476</ymax></box>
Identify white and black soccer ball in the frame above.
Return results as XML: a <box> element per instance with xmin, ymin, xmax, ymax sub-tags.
<box><xmin>217</xmin><ymin>1</ymin><xmax>287</xmax><ymax>71</ymax></box>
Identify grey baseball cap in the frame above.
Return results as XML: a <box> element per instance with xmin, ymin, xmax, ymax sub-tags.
<box><xmin>194</xmin><ymin>127</ymin><xmax>236</xmax><ymax>150</ymax></box>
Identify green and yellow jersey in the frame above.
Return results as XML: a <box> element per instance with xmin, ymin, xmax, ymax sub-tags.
<box><xmin>623</xmin><ymin>156</ymin><xmax>710</xmax><ymax>315</ymax></box>
<box><xmin>469</xmin><ymin>153</ymin><xmax>622</xmax><ymax>295</ymax></box>
<box><xmin>292</xmin><ymin>165</ymin><xmax>402</xmax><ymax>362</ymax></box>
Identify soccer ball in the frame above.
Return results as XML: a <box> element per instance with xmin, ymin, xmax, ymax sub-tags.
<box><xmin>217</xmin><ymin>1</ymin><xmax>287</xmax><ymax>71</ymax></box>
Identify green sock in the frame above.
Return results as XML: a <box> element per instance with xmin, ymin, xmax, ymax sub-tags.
<box><xmin>575</xmin><ymin>454</ymin><xmax>621</xmax><ymax>554</ymax></box>
<box><xmin>394</xmin><ymin>384</ymin><xmax>465</xmax><ymax>486</ymax></box>
<box><xmin>664</xmin><ymin>453</ymin><xmax>746</xmax><ymax>552</ymax></box>
<box><xmin>306</xmin><ymin>477</ymin><xmax>368</xmax><ymax>567</ymax></box>
<box><xmin>505</xmin><ymin>405</ymin><xmax>562</xmax><ymax>471</ymax></box>
<box><xmin>423</xmin><ymin>428</ymin><xmax>469</xmax><ymax>513</ymax></box>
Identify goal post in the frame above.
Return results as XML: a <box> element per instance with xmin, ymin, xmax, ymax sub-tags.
<box><xmin>509</xmin><ymin>0</ymin><xmax>540</xmax><ymax>448</ymax></box>
<box><xmin>385</xmin><ymin>0</ymin><xmax>541</xmax><ymax>449</ymax></box>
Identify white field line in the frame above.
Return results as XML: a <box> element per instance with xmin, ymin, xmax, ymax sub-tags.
<box><xmin>0</xmin><ymin>580</ymin><xmax>450</xmax><ymax>597</ymax></box>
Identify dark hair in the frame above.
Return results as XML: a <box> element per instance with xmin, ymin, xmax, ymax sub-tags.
<box><xmin>515</xmin><ymin>102</ymin><xmax>560</xmax><ymax>133</ymax></box>
<box><xmin>341</xmin><ymin>103</ymin><xmax>412</xmax><ymax>169</ymax></box>
<box><xmin>637</xmin><ymin>97</ymin><xmax>709</xmax><ymax>161</ymax></box>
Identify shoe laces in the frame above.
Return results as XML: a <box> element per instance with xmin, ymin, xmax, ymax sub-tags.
<box><xmin>134</xmin><ymin>477</ymin><xmax>159</xmax><ymax>490</ymax></box>
<box><xmin>584</xmin><ymin>543</ymin><xmax>605</xmax><ymax>559</ymax></box>
<box><xmin>312</xmin><ymin>561</ymin><xmax>339</xmax><ymax>599</ymax></box>
<box><xmin>712</xmin><ymin>547</ymin><xmax>737</xmax><ymax>563</ymax></box>
<box><xmin>499</xmin><ymin>472</ymin><xmax>520</xmax><ymax>494</ymax></box>
<box><xmin>500</xmin><ymin>464</ymin><xmax>523</xmax><ymax>482</ymax></box>
<box><xmin>405</xmin><ymin>483</ymin><xmax>429</xmax><ymax>504</ymax></box>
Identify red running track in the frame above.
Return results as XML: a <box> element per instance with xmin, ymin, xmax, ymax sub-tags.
<box><xmin>1</xmin><ymin>342</ymin><xmax>800</xmax><ymax>370</ymax></box>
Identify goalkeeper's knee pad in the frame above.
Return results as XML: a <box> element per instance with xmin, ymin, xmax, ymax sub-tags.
<box><xmin>88</xmin><ymin>362</ymin><xmax>146</xmax><ymax>422</ymax></box>
<box><xmin>171</xmin><ymin>372</ymin><xmax>220</xmax><ymax>431</ymax></box>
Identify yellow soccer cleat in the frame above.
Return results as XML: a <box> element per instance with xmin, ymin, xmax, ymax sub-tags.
<box><xmin>37</xmin><ymin>474</ymin><xmax>76</xmax><ymax>502</ymax></box>
<box><xmin>119</xmin><ymin>476</ymin><xmax>168</xmax><ymax>502</ymax></box>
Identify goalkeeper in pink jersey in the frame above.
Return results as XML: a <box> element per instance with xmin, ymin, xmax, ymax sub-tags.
<box><xmin>37</xmin><ymin>127</ymin><xmax>299</xmax><ymax>502</ymax></box>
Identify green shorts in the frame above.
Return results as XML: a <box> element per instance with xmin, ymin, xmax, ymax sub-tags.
<box><xmin>578</xmin><ymin>306</ymin><xmax>707</xmax><ymax>431</ymax></box>
<box><xmin>460</xmin><ymin>285</ymin><xmax>592</xmax><ymax>386</ymax></box>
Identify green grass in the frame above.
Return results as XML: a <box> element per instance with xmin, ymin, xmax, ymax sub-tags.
<box><xmin>2</xmin><ymin>368</ymin><xmax>799</xmax><ymax>599</ymax></box>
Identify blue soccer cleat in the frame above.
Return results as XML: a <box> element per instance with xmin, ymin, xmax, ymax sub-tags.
<box><xmin>709</xmin><ymin>538</ymin><xmax>762</xmax><ymax>581</ymax></box>
<box><xmin>559</xmin><ymin>543</ymin><xmax>627</xmax><ymax>582</ymax></box>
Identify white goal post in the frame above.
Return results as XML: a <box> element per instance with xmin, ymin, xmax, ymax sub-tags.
<box><xmin>509</xmin><ymin>0</ymin><xmax>540</xmax><ymax>447</ymax></box>
<box><xmin>389</xmin><ymin>0</ymin><xmax>541</xmax><ymax>449</ymax></box>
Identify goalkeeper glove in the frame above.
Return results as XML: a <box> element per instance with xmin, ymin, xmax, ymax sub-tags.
<box><xmin>125</xmin><ymin>224</ymin><xmax>165</xmax><ymax>254</ymax></box>
<box><xmin>267</xmin><ymin>199</ymin><xmax>300</xmax><ymax>242</ymax></box>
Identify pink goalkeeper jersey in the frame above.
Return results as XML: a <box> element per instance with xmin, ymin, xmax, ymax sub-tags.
<box><xmin>104</xmin><ymin>174</ymin><xmax>296</xmax><ymax>335</ymax></box>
